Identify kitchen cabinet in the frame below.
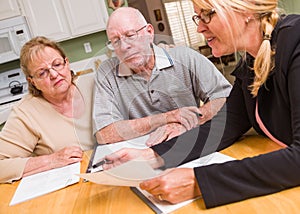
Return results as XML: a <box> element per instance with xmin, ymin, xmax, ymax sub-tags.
<box><xmin>62</xmin><ymin>0</ymin><xmax>108</xmax><ymax>37</ymax></box>
<box><xmin>0</xmin><ymin>0</ymin><xmax>21</xmax><ymax>20</ymax></box>
<box><xmin>19</xmin><ymin>0</ymin><xmax>108</xmax><ymax>41</ymax></box>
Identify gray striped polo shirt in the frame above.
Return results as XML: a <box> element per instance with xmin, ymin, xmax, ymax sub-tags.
<box><xmin>92</xmin><ymin>44</ymin><xmax>232</xmax><ymax>134</ymax></box>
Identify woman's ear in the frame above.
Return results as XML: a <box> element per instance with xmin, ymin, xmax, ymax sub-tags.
<box><xmin>243</xmin><ymin>13</ymin><xmax>255</xmax><ymax>24</ymax></box>
<box><xmin>64</xmin><ymin>57</ymin><xmax>70</xmax><ymax>68</ymax></box>
<box><xmin>27</xmin><ymin>76</ymin><xmax>35</xmax><ymax>87</ymax></box>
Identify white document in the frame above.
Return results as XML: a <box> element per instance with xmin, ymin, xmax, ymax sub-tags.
<box><xmin>78</xmin><ymin>158</ymin><xmax>159</xmax><ymax>186</ymax></box>
<box><xmin>10</xmin><ymin>162</ymin><xmax>80</xmax><ymax>206</ymax></box>
<box><xmin>80</xmin><ymin>148</ymin><xmax>234</xmax><ymax>213</ymax></box>
<box><xmin>89</xmin><ymin>134</ymin><xmax>149</xmax><ymax>172</ymax></box>
<box><xmin>132</xmin><ymin>152</ymin><xmax>235</xmax><ymax>214</ymax></box>
<box><xmin>179</xmin><ymin>152</ymin><xmax>235</xmax><ymax>168</ymax></box>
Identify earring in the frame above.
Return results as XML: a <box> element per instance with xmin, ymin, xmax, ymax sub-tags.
<box><xmin>245</xmin><ymin>17</ymin><xmax>251</xmax><ymax>24</ymax></box>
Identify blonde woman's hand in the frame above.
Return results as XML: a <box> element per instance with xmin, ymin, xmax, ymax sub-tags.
<box><xmin>140</xmin><ymin>168</ymin><xmax>201</xmax><ymax>204</ymax></box>
<box><xmin>199</xmin><ymin>98</ymin><xmax>226</xmax><ymax>125</ymax></box>
<box><xmin>102</xmin><ymin>148</ymin><xmax>164</xmax><ymax>170</ymax></box>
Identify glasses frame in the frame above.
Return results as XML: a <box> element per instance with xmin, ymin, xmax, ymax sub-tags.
<box><xmin>30</xmin><ymin>58</ymin><xmax>66</xmax><ymax>80</ymax></box>
<box><xmin>192</xmin><ymin>8</ymin><xmax>216</xmax><ymax>25</ymax></box>
<box><xmin>106</xmin><ymin>25</ymin><xmax>148</xmax><ymax>50</ymax></box>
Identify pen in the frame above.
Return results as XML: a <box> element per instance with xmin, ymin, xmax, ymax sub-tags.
<box><xmin>92</xmin><ymin>159</ymin><xmax>108</xmax><ymax>168</ymax></box>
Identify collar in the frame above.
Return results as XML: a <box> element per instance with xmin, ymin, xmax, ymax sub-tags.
<box><xmin>117</xmin><ymin>44</ymin><xmax>174</xmax><ymax>77</ymax></box>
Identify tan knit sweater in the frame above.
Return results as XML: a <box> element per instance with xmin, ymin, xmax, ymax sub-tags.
<box><xmin>0</xmin><ymin>80</ymin><xmax>95</xmax><ymax>183</ymax></box>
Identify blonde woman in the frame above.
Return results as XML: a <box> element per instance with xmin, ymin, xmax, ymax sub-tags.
<box><xmin>103</xmin><ymin>0</ymin><xmax>300</xmax><ymax>208</ymax></box>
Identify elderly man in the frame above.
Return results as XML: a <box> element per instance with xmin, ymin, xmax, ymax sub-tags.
<box><xmin>93</xmin><ymin>7</ymin><xmax>231</xmax><ymax>145</ymax></box>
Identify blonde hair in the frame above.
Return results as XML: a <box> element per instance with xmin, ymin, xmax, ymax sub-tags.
<box><xmin>193</xmin><ymin>0</ymin><xmax>280</xmax><ymax>96</ymax></box>
<box><xmin>20</xmin><ymin>36</ymin><xmax>75</xmax><ymax>96</ymax></box>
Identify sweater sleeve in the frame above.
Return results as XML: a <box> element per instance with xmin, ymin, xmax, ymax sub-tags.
<box><xmin>0</xmin><ymin>105</ymin><xmax>38</xmax><ymax>183</ymax></box>
<box><xmin>0</xmin><ymin>158</ymin><xmax>29</xmax><ymax>183</ymax></box>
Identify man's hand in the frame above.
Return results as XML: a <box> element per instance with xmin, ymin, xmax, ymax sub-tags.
<box><xmin>165</xmin><ymin>106</ymin><xmax>201</xmax><ymax>130</ymax></box>
<box><xmin>146</xmin><ymin>123</ymin><xmax>187</xmax><ymax>146</ymax></box>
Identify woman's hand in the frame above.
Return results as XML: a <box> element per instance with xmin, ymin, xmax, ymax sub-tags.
<box><xmin>23</xmin><ymin>146</ymin><xmax>83</xmax><ymax>177</ymax></box>
<box><xmin>140</xmin><ymin>168</ymin><xmax>201</xmax><ymax>204</ymax></box>
<box><xmin>146</xmin><ymin>123</ymin><xmax>187</xmax><ymax>146</ymax></box>
<box><xmin>199</xmin><ymin>98</ymin><xmax>226</xmax><ymax>125</ymax></box>
<box><xmin>102</xmin><ymin>148</ymin><xmax>164</xmax><ymax>170</ymax></box>
<box><xmin>49</xmin><ymin>146</ymin><xmax>83</xmax><ymax>169</ymax></box>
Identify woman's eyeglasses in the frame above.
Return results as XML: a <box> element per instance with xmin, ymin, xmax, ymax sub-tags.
<box><xmin>106</xmin><ymin>25</ymin><xmax>147</xmax><ymax>50</ymax></box>
<box><xmin>30</xmin><ymin>58</ymin><xmax>66</xmax><ymax>80</ymax></box>
<box><xmin>192</xmin><ymin>9</ymin><xmax>216</xmax><ymax>25</ymax></box>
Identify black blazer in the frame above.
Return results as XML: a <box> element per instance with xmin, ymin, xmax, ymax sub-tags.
<box><xmin>152</xmin><ymin>14</ymin><xmax>300</xmax><ymax>208</ymax></box>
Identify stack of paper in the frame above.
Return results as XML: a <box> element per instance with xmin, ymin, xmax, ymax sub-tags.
<box><xmin>79</xmin><ymin>148</ymin><xmax>235</xmax><ymax>214</ymax></box>
<box><xmin>77</xmin><ymin>134</ymin><xmax>236</xmax><ymax>213</ymax></box>
<box><xmin>131</xmin><ymin>152</ymin><xmax>235</xmax><ymax>214</ymax></box>
<box><xmin>10</xmin><ymin>162</ymin><xmax>80</xmax><ymax>206</ymax></box>
<box><xmin>78</xmin><ymin>158</ymin><xmax>158</xmax><ymax>186</ymax></box>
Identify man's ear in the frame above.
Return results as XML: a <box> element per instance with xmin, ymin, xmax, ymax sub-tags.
<box><xmin>146</xmin><ymin>24</ymin><xmax>155</xmax><ymax>42</ymax></box>
<box><xmin>146</xmin><ymin>24</ymin><xmax>155</xmax><ymax>35</ymax></box>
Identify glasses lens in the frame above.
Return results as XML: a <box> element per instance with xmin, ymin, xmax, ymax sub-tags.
<box><xmin>106</xmin><ymin>40</ymin><xmax>115</xmax><ymax>50</ymax></box>
<box><xmin>192</xmin><ymin>15</ymin><xmax>199</xmax><ymax>26</ymax></box>
<box><xmin>52</xmin><ymin>59</ymin><xmax>65</xmax><ymax>71</ymax></box>
<box><xmin>125</xmin><ymin>31</ymin><xmax>138</xmax><ymax>41</ymax></box>
<box><xmin>193</xmin><ymin>9</ymin><xmax>215</xmax><ymax>25</ymax></box>
<box><xmin>36</xmin><ymin>69</ymin><xmax>48</xmax><ymax>79</ymax></box>
<box><xmin>107</xmin><ymin>25</ymin><xmax>146</xmax><ymax>50</ymax></box>
<box><xmin>32</xmin><ymin>58</ymin><xmax>65</xmax><ymax>79</ymax></box>
<box><xmin>201</xmin><ymin>11</ymin><xmax>211</xmax><ymax>24</ymax></box>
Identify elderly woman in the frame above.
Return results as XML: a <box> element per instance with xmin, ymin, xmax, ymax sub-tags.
<box><xmin>0</xmin><ymin>37</ymin><xmax>94</xmax><ymax>183</ymax></box>
<box><xmin>103</xmin><ymin>0</ymin><xmax>300</xmax><ymax>208</ymax></box>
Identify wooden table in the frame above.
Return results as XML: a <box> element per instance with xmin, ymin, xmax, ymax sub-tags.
<box><xmin>1</xmin><ymin>135</ymin><xmax>300</xmax><ymax>214</ymax></box>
